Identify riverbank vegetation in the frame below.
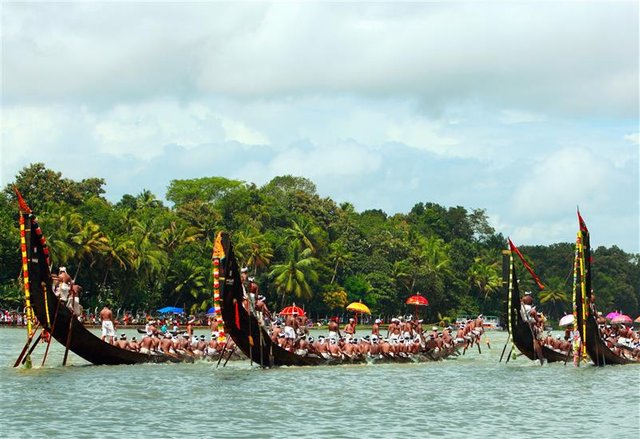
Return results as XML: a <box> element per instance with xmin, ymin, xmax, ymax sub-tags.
<box><xmin>1</xmin><ymin>163</ymin><xmax>638</xmax><ymax>321</ymax></box>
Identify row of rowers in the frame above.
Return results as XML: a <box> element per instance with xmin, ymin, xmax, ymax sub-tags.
<box><xmin>268</xmin><ymin>317</ymin><xmax>485</xmax><ymax>357</ymax></box>
<box><xmin>112</xmin><ymin>332</ymin><xmax>237</xmax><ymax>359</ymax></box>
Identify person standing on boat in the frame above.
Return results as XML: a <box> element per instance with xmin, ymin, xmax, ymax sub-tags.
<box><xmin>55</xmin><ymin>267</ymin><xmax>73</xmax><ymax>302</ymax></box>
<box><xmin>186</xmin><ymin>315</ymin><xmax>196</xmax><ymax>338</ymax></box>
<box><xmin>100</xmin><ymin>304</ymin><xmax>116</xmax><ymax>344</ymax></box>
<box><xmin>372</xmin><ymin>319</ymin><xmax>381</xmax><ymax>337</ymax></box>
<box><xmin>240</xmin><ymin>267</ymin><xmax>250</xmax><ymax>311</ymax></box>
<box><xmin>69</xmin><ymin>284</ymin><xmax>83</xmax><ymax>316</ymax></box>
<box><xmin>328</xmin><ymin>317</ymin><xmax>341</xmax><ymax>340</ymax></box>
<box><xmin>344</xmin><ymin>318</ymin><xmax>356</xmax><ymax>341</ymax></box>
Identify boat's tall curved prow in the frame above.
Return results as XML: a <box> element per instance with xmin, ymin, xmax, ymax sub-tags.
<box><xmin>574</xmin><ymin>213</ymin><xmax>638</xmax><ymax>366</ymax></box>
<box><xmin>505</xmin><ymin>253</ymin><xmax>566</xmax><ymax>363</ymax></box>
<box><xmin>17</xmin><ymin>193</ymin><xmax>177</xmax><ymax>365</ymax></box>
<box><xmin>215</xmin><ymin>232</ymin><xmax>325</xmax><ymax>367</ymax></box>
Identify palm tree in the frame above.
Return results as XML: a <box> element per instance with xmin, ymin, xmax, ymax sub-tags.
<box><xmin>129</xmin><ymin>218</ymin><xmax>169</xmax><ymax>285</ymax></box>
<box><xmin>135</xmin><ymin>189</ymin><xmax>162</xmax><ymax>210</ymax></box>
<box><xmin>284</xmin><ymin>217</ymin><xmax>322</xmax><ymax>254</ymax></box>
<box><xmin>71</xmin><ymin>220</ymin><xmax>110</xmax><ymax>278</ymax></box>
<box><xmin>166</xmin><ymin>259</ymin><xmax>208</xmax><ymax>308</ymax></box>
<box><xmin>539</xmin><ymin>276</ymin><xmax>570</xmax><ymax>319</ymax></box>
<box><xmin>328</xmin><ymin>239</ymin><xmax>353</xmax><ymax>284</ymax></box>
<box><xmin>234</xmin><ymin>226</ymin><xmax>273</xmax><ymax>274</ymax></box>
<box><xmin>269</xmin><ymin>241</ymin><xmax>319</xmax><ymax>306</ymax></box>
<box><xmin>41</xmin><ymin>205</ymin><xmax>109</xmax><ymax>277</ymax></box>
<box><xmin>468</xmin><ymin>257</ymin><xmax>501</xmax><ymax>299</ymax></box>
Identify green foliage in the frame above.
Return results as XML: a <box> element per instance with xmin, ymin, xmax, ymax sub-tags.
<box><xmin>2</xmin><ymin>163</ymin><xmax>638</xmax><ymax>321</ymax></box>
<box><xmin>322</xmin><ymin>289</ymin><xmax>348</xmax><ymax>311</ymax></box>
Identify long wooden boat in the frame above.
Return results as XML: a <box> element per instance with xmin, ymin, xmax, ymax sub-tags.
<box><xmin>574</xmin><ymin>214</ymin><xmax>638</xmax><ymax>366</ymax></box>
<box><xmin>18</xmin><ymin>196</ymin><xmax>179</xmax><ymax>365</ymax></box>
<box><xmin>505</xmin><ymin>251</ymin><xmax>568</xmax><ymax>364</ymax></box>
<box><xmin>214</xmin><ymin>231</ymin><xmax>457</xmax><ymax>367</ymax></box>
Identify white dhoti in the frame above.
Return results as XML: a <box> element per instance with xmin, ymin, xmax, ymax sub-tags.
<box><xmin>101</xmin><ymin>320</ymin><xmax>115</xmax><ymax>338</ymax></box>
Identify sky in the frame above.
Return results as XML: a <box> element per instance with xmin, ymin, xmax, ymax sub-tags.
<box><xmin>1</xmin><ymin>1</ymin><xmax>638</xmax><ymax>252</ymax></box>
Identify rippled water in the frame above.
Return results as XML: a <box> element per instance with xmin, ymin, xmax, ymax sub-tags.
<box><xmin>1</xmin><ymin>327</ymin><xmax>638</xmax><ymax>438</ymax></box>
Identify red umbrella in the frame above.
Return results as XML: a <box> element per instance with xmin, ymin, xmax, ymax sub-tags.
<box><xmin>405</xmin><ymin>293</ymin><xmax>429</xmax><ymax>318</ymax></box>
<box><xmin>279</xmin><ymin>305</ymin><xmax>306</xmax><ymax>317</ymax></box>
<box><xmin>606</xmin><ymin>311</ymin><xmax>621</xmax><ymax>320</ymax></box>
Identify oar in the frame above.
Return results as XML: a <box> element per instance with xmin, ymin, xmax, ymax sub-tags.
<box><xmin>13</xmin><ymin>323</ymin><xmax>41</xmax><ymax>367</ymax></box>
<box><xmin>21</xmin><ymin>332</ymin><xmax>43</xmax><ymax>365</ymax></box>
<box><xmin>215</xmin><ymin>342</ymin><xmax>228</xmax><ymax>368</ymax></box>
<box><xmin>222</xmin><ymin>345</ymin><xmax>237</xmax><ymax>367</ymax></box>
<box><xmin>41</xmin><ymin>298</ymin><xmax>62</xmax><ymax>367</ymax></box>
<box><xmin>505</xmin><ymin>344</ymin><xmax>514</xmax><ymax>363</ymax></box>
<box><xmin>62</xmin><ymin>313</ymin><xmax>75</xmax><ymax>366</ymax></box>
<box><xmin>499</xmin><ymin>334</ymin><xmax>511</xmax><ymax>362</ymax></box>
<box><xmin>563</xmin><ymin>346</ymin><xmax>572</xmax><ymax>366</ymax></box>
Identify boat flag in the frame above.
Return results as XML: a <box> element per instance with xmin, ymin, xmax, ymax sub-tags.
<box><xmin>507</xmin><ymin>238</ymin><xmax>545</xmax><ymax>290</ymax></box>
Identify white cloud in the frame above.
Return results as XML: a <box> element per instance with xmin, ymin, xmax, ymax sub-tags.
<box><xmin>500</xmin><ymin>110</ymin><xmax>546</xmax><ymax>125</ymax></box>
<box><xmin>511</xmin><ymin>147</ymin><xmax>611</xmax><ymax>219</ymax></box>
<box><xmin>385</xmin><ymin>118</ymin><xmax>460</xmax><ymax>156</ymax></box>
<box><xmin>624</xmin><ymin>133</ymin><xmax>639</xmax><ymax>145</ymax></box>
<box><xmin>220</xmin><ymin>117</ymin><xmax>270</xmax><ymax>146</ymax></box>
<box><xmin>1</xmin><ymin>3</ymin><xmax>638</xmax><ymax>252</ymax></box>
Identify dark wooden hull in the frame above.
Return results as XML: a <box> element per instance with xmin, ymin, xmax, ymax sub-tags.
<box><xmin>23</xmin><ymin>213</ymin><xmax>178</xmax><ymax>365</ymax></box>
<box><xmin>216</xmin><ymin>232</ymin><xmax>456</xmax><ymax>367</ymax></box>
<box><xmin>508</xmin><ymin>260</ymin><xmax>567</xmax><ymax>363</ymax></box>
<box><xmin>574</xmin><ymin>222</ymin><xmax>638</xmax><ymax>366</ymax></box>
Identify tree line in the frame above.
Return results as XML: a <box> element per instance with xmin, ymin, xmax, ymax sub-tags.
<box><xmin>1</xmin><ymin>163</ymin><xmax>638</xmax><ymax>322</ymax></box>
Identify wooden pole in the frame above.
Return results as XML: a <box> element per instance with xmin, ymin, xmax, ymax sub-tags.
<box><xmin>222</xmin><ymin>345</ymin><xmax>237</xmax><ymax>367</ymax></box>
<box><xmin>41</xmin><ymin>300</ymin><xmax>62</xmax><ymax>367</ymax></box>
<box><xmin>215</xmin><ymin>342</ymin><xmax>228</xmax><ymax>368</ymax></box>
<box><xmin>62</xmin><ymin>313</ymin><xmax>74</xmax><ymax>366</ymax></box>
<box><xmin>13</xmin><ymin>323</ymin><xmax>41</xmax><ymax>367</ymax></box>
<box><xmin>21</xmin><ymin>332</ymin><xmax>42</xmax><ymax>365</ymax></box>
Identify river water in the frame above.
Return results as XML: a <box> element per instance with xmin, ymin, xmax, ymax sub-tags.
<box><xmin>0</xmin><ymin>327</ymin><xmax>638</xmax><ymax>438</ymax></box>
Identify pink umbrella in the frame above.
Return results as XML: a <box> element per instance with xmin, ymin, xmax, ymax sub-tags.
<box><xmin>610</xmin><ymin>314</ymin><xmax>632</xmax><ymax>324</ymax></box>
<box><xmin>605</xmin><ymin>311</ymin><xmax>621</xmax><ymax>320</ymax></box>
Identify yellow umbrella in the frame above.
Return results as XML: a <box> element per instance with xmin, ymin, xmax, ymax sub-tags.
<box><xmin>346</xmin><ymin>301</ymin><xmax>371</xmax><ymax>326</ymax></box>
<box><xmin>346</xmin><ymin>301</ymin><xmax>371</xmax><ymax>314</ymax></box>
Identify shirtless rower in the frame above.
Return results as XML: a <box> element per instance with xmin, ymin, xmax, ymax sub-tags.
<box><xmin>328</xmin><ymin>317</ymin><xmax>341</xmax><ymax>340</ymax></box>
<box><xmin>387</xmin><ymin>318</ymin><xmax>402</xmax><ymax>343</ymax></box>
<box><xmin>129</xmin><ymin>336</ymin><xmax>140</xmax><ymax>352</ymax></box>
<box><xmin>255</xmin><ymin>295</ymin><xmax>272</xmax><ymax>325</ymax></box>
<box><xmin>314</xmin><ymin>336</ymin><xmax>330</xmax><ymax>359</ymax></box>
<box><xmin>115</xmin><ymin>333</ymin><xmax>130</xmax><ymax>350</ymax></box>
<box><xmin>186</xmin><ymin>316</ymin><xmax>196</xmax><ymax>338</ymax></box>
<box><xmin>69</xmin><ymin>284</ymin><xmax>83</xmax><ymax>316</ymax></box>
<box><xmin>139</xmin><ymin>334</ymin><xmax>154</xmax><ymax>354</ymax></box>
<box><xmin>284</xmin><ymin>315</ymin><xmax>297</xmax><ymax>350</ymax></box>
<box><xmin>372</xmin><ymin>319</ymin><xmax>381</xmax><ymax>337</ymax></box>
<box><xmin>401</xmin><ymin>317</ymin><xmax>414</xmax><ymax>339</ymax></box>
<box><xmin>100</xmin><ymin>304</ymin><xmax>116</xmax><ymax>344</ymax></box>
<box><xmin>344</xmin><ymin>318</ymin><xmax>356</xmax><ymax>341</ymax></box>
<box><xmin>160</xmin><ymin>333</ymin><xmax>175</xmax><ymax>355</ymax></box>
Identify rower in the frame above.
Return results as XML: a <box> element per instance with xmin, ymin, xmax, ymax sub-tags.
<box><xmin>344</xmin><ymin>318</ymin><xmax>356</xmax><ymax>341</ymax></box>
<box><xmin>372</xmin><ymin>319</ymin><xmax>381</xmax><ymax>337</ymax></box>
<box><xmin>328</xmin><ymin>317</ymin><xmax>341</xmax><ymax>340</ymax></box>
<box><xmin>115</xmin><ymin>333</ymin><xmax>130</xmax><ymax>350</ymax></box>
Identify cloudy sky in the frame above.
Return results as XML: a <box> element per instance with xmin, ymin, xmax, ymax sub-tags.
<box><xmin>1</xmin><ymin>2</ymin><xmax>638</xmax><ymax>252</ymax></box>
